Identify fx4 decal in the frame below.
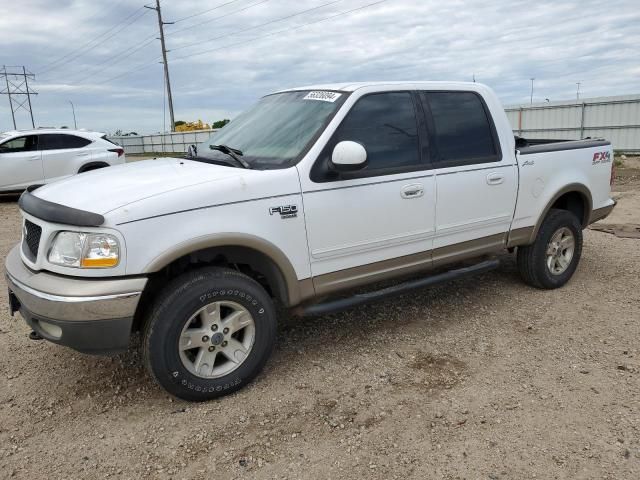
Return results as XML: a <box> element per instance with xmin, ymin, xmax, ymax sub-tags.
<box><xmin>592</xmin><ymin>151</ymin><xmax>611</xmax><ymax>165</ymax></box>
<box><xmin>269</xmin><ymin>205</ymin><xmax>298</xmax><ymax>219</ymax></box>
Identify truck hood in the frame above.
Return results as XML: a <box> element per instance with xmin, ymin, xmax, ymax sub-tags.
<box><xmin>32</xmin><ymin>158</ymin><xmax>247</xmax><ymax>215</ymax></box>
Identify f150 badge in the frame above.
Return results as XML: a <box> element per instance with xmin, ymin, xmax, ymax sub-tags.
<box><xmin>269</xmin><ymin>205</ymin><xmax>298</xmax><ymax>219</ymax></box>
<box><xmin>592</xmin><ymin>151</ymin><xmax>611</xmax><ymax>165</ymax></box>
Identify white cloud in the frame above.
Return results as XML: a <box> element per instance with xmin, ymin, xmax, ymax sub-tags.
<box><xmin>1</xmin><ymin>0</ymin><xmax>639</xmax><ymax>133</ymax></box>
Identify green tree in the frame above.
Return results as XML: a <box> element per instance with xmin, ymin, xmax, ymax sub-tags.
<box><xmin>212</xmin><ymin>119</ymin><xmax>230</xmax><ymax>129</ymax></box>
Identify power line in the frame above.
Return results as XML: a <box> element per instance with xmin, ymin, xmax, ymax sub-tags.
<box><xmin>70</xmin><ymin>0</ymin><xmax>133</xmax><ymax>28</ymax></box>
<box><xmin>43</xmin><ymin>0</ymin><xmax>268</xmax><ymax>86</ymax></box>
<box><xmin>36</xmin><ymin>0</ymin><xmax>138</xmax><ymax>72</ymax></box>
<box><xmin>172</xmin><ymin>0</ymin><xmax>244</xmax><ymax>24</ymax></box>
<box><xmin>38</xmin><ymin>7</ymin><xmax>151</xmax><ymax>76</ymax></box>
<box><xmin>170</xmin><ymin>0</ymin><xmax>343</xmax><ymax>53</ymax></box>
<box><xmin>167</xmin><ymin>0</ymin><xmax>271</xmax><ymax>37</ymax></box>
<box><xmin>71</xmin><ymin>0</ymin><xmax>392</xmax><ymax>87</ymax></box>
<box><xmin>172</xmin><ymin>0</ymin><xmax>392</xmax><ymax>62</ymax></box>
<box><xmin>66</xmin><ymin>33</ymin><xmax>158</xmax><ymax>86</ymax></box>
<box><xmin>92</xmin><ymin>59</ymin><xmax>161</xmax><ymax>87</ymax></box>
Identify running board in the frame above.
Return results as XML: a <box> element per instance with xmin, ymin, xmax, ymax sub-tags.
<box><xmin>301</xmin><ymin>259</ymin><xmax>500</xmax><ymax>316</ymax></box>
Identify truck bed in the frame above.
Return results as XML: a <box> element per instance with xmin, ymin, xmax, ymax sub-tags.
<box><xmin>511</xmin><ymin>137</ymin><xmax>615</xmax><ymax>238</ymax></box>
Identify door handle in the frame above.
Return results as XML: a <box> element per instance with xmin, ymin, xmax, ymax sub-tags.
<box><xmin>28</xmin><ymin>155</ymin><xmax>40</xmax><ymax>161</ymax></box>
<box><xmin>401</xmin><ymin>183</ymin><xmax>424</xmax><ymax>199</ymax></box>
<box><xmin>486</xmin><ymin>173</ymin><xmax>505</xmax><ymax>185</ymax></box>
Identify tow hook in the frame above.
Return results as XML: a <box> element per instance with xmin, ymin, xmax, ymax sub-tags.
<box><xmin>29</xmin><ymin>331</ymin><xmax>43</xmax><ymax>341</ymax></box>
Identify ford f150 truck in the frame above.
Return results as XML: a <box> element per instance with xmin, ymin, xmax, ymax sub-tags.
<box><xmin>5</xmin><ymin>82</ymin><xmax>616</xmax><ymax>401</ymax></box>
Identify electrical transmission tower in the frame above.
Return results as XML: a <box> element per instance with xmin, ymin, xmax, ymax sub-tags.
<box><xmin>1</xmin><ymin>66</ymin><xmax>37</xmax><ymax>129</ymax></box>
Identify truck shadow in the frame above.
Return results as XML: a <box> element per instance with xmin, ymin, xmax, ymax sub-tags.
<box><xmin>272</xmin><ymin>255</ymin><xmax>521</xmax><ymax>373</ymax></box>
<box><xmin>32</xmin><ymin>254</ymin><xmax>522</xmax><ymax>404</ymax></box>
<box><xmin>0</xmin><ymin>194</ymin><xmax>20</xmax><ymax>203</ymax></box>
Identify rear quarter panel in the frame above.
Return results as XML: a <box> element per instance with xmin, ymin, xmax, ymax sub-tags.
<box><xmin>512</xmin><ymin>144</ymin><xmax>614</xmax><ymax>233</ymax></box>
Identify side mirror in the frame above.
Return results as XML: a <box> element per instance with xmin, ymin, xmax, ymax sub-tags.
<box><xmin>330</xmin><ymin>141</ymin><xmax>367</xmax><ymax>171</ymax></box>
<box><xmin>187</xmin><ymin>144</ymin><xmax>197</xmax><ymax>158</ymax></box>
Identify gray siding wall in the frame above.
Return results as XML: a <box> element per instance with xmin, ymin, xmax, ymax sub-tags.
<box><xmin>505</xmin><ymin>94</ymin><xmax>640</xmax><ymax>152</ymax></box>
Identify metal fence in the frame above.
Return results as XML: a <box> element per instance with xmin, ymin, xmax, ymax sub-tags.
<box><xmin>505</xmin><ymin>94</ymin><xmax>640</xmax><ymax>152</ymax></box>
<box><xmin>108</xmin><ymin>129</ymin><xmax>218</xmax><ymax>155</ymax></box>
<box><xmin>110</xmin><ymin>94</ymin><xmax>640</xmax><ymax>155</ymax></box>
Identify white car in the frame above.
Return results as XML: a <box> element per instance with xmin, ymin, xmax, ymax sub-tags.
<box><xmin>0</xmin><ymin>129</ymin><xmax>125</xmax><ymax>193</ymax></box>
<box><xmin>5</xmin><ymin>82</ymin><xmax>616</xmax><ymax>401</ymax></box>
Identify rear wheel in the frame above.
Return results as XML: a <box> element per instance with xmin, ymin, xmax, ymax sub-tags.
<box><xmin>517</xmin><ymin>208</ymin><xmax>583</xmax><ymax>289</ymax></box>
<box><xmin>143</xmin><ymin>267</ymin><xmax>277</xmax><ymax>401</ymax></box>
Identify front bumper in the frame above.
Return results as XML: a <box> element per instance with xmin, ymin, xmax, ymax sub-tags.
<box><xmin>5</xmin><ymin>245</ymin><xmax>147</xmax><ymax>355</ymax></box>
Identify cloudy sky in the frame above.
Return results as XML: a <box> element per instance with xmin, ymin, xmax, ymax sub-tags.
<box><xmin>1</xmin><ymin>0</ymin><xmax>639</xmax><ymax>134</ymax></box>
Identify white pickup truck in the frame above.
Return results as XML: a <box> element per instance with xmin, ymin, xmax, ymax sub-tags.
<box><xmin>5</xmin><ymin>82</ymin><xmax>616</xmax><ymax>401</ymax></box>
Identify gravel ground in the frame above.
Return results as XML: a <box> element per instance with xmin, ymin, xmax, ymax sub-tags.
<box><xmin>0</xmin><ymin>167</ymin><xmax>639</xmax><ymax>480</ymax></box>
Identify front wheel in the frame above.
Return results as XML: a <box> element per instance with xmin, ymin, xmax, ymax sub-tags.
<box><xmin>143</xmin><ymin>267</ymin><xmax>277</xmax><ymax>401</ymax></box>
<box><xmin>517</xmin><ymin>208</ymin><xmax>583</xmax><ymax>289</ymax></box>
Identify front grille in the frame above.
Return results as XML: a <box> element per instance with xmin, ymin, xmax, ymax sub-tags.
<box><xmin>23</xmin><ymin>219</ymin><xmax>42</xmax><ymax>260</ymax></box>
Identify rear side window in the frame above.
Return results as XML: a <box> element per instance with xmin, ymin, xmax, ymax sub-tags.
<box><xmin>39</xmin><ymin>134</ymin><xmax>92</xmax><ymax>150</ymax></box>
<box><xmin>0</xmin><ymin>135</ymin><xmax>38</xmax><ymax>153</ymax></box>
<box><xmin>422</xmin><ymin>92</ymin><xmax>499</xmax><ymax>165</ymax></box>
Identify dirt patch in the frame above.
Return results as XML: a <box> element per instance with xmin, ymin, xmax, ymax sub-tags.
<box><xmin>590</xmin><ymin>223</ymin><xmax>640</xmax><ymax>239</ymax></box>
<box><xmin>407</xmin><ymin>352</ymin><xmax>466</xmax><ymax>391</ymax></box>
<box><xmin>615</xmin><ymin>155</ymin><xmax>640</xmax><ymax>190</ymax></box>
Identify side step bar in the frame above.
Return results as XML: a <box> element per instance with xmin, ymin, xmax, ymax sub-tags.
<box><xmin>301</xmin><ymin>259</ymin><xmax>500</xmax><ymax>317</ymax></box>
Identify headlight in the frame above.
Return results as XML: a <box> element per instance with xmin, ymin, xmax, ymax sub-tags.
<box><xmin>48</xmin><ymin>232</ymin><xmax>120</xmax><ymax>268</ymax></box>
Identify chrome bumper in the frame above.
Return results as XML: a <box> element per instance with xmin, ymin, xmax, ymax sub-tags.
<box><xmin>5</xmin><ymin>245</ymin><xmax>147</xmax><ymax>354</ymax></box>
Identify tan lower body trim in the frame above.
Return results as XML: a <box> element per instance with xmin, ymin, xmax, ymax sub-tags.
<box><xmin>296</xmin><ymin>278</ymin><xmax>316</xmax><ymax>304</ymax></box>
<box><xmin>432</xmin><ymin>233</ymin><xmax>506</xmax><ymax>268</ymax></box>
<box><xmin>311</xmin><ymin>233</ymin><xmax>507</xmax><ymax>298</ymax></box>
<box><xmin>589</xmin><ymin>203</ymin><xmax>616</xmax><ymax>225</ymax></box>
<box><xmin>506</xmin><ymin>226</ymin><xmax>535</xmax><ymax>247</ymax></box>
<box><xmin>313</xmin><ymin>250</ymin><xmax>432</xmax><ymax>297</ymax></box>
<box><xmin>505</xmin><ymin>203</ymin><xmax>616</xmax><ymax>250</ymax></box>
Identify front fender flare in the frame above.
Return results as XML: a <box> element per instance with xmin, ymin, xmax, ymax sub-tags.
<box><xmin>143</xmin><ymin>233</ymin><xmax>313</xmax><ymax>306</ymax></box>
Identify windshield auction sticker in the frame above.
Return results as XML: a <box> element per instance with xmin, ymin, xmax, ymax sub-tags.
<box><xmin>304</xmin><ymin>91</ymin><xmax>342</xmax><ymax>102</ymax></box>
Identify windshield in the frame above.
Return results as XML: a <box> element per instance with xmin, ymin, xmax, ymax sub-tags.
<box><xmin>197</xmin><ymin>90</ymin><xmax>347</xmax><ymax>169</ymax></box>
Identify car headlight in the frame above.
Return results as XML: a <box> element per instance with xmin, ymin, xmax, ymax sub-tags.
<box><xmin>48</xmin><ymin>232</ymin><xmax>120</xmax><ymax>268</ymax></box>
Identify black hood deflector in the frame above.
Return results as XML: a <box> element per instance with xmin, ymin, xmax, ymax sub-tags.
<box><xmin>19</xmin><ymin>187</ymin><xmax>105</xmax><ymax>227</ymax></box>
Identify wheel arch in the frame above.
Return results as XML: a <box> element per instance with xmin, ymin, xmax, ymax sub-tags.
<box><xmin>143</xmin><ymin>233</ymin><xmax>313</xmax><ymax>308</ymax></box>
<box><xmin>529</xmin><ymin>183</ymin><xmax>592</xmax><ymax>244</ymax></box>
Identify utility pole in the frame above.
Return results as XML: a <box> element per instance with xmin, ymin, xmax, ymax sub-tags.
<box><xmin>1</xmin><ymin>65</ymin><xmax>38</xmax><ymax>129</ymax></box>
<box><xmin>146</xmin><ymin>0</ymin><xmax>175</xmax><ymax>131</ymax></box>
<box><xmin>576</xmin><ymin>81</ymin><xmax>581</xmax><ymax>100</ymax></box>
<box><xmin>69</xmin><ymin>100</ymin><xmax>77</xmax><ymax>129</ymax></box>
<box><xmin>529</xmin><ymin>77</ymin><xmax>535</xmax><ymax>105</ymax></box>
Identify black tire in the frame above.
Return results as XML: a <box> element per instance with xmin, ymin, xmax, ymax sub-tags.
<box><xmin>517</xmin><ymin>208</ymin><xmax>583</xmax><ymax>289</ymax></box>
<box><xmin>143</xmin><ymin>267</ymin><xmax>277</xmax><ymax>401</ymax></box>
